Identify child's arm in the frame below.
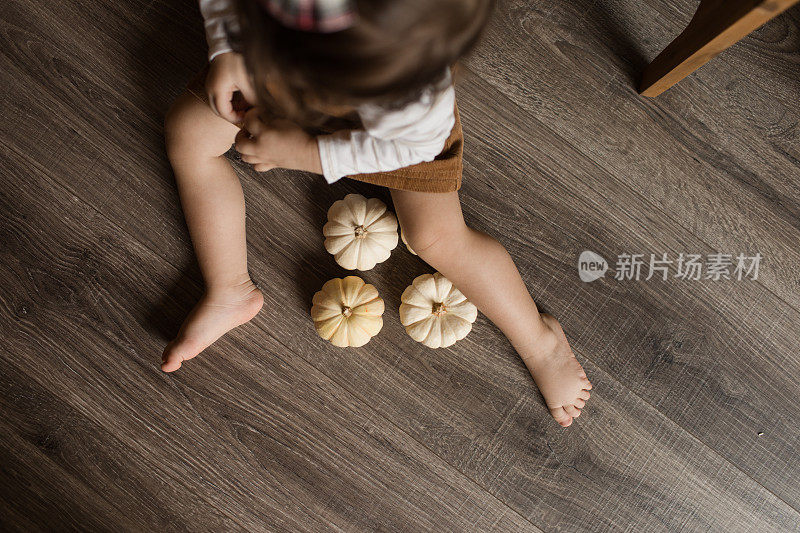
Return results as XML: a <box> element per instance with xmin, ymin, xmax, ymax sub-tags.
<box><xmin>234</xmin><ymin>114</ymin><xmax>324</xmax><ymax>175</ymax></box>
<box><xmin>232</xmin><ymin>72</ymin><xmax>456</xmax><ymax>179</ymax></box>
<box><xmin>206</xmin><ymin>52</ymin><xmax>255</xmax><ymax>124</ymax></box>
<box><xmin>316</xmin><ymin>79</ymin><xmax>457</xmax><ymax>184</ymax></box>
<box><xmin>198</xmin><ymin>0</ymin><xmax>237</xmax><ymax>61</ymax></box>
<box><xmin>198</xmin><ymin>0</ymin><xmax>254</xmax><ymax>123</ymax></box>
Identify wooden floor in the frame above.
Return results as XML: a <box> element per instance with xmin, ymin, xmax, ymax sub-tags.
<box><xmin>1</xmin><ymin>0</ymin><xmax>799</xmax><ymax>531</ymax></box>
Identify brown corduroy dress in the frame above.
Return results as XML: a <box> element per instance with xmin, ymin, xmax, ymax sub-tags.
<box><xmin>185</xmin><ymin>66</ymin><xmax>463</xmax><ymax>193</ymax></box>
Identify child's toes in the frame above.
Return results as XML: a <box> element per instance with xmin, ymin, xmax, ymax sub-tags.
<box><xmin>582</xmin><ymin>378</ymin><xmax>592</xmax><ymax>390</ymax></box>
<box><xmin>161</xmin><ymin>336</ymin><xmax>205</xmax><ymax>372</ymax></box>
<box><xmin>550</xmin><ymin>406</ymin><xmax>573</xmax><ymax>427</ymax></box>
<box><xmin>564</xmin><ymin>404</ymin><xmax>581</xmax><ymax>418</ymax></box>
<box><xmin>574</xmin><ymin>397</ymin><xmax>586</xmax><ymax>409</ymax></box>
<box><xmin>161</xmin><ymin>346</ymin><xmax>183</xmax><ymax>372</ymax></box>
<box><xmin>161</xmin><ymin>359</ymin><xmax>182</xmax><ymax>373</ymax></box>
<box><xmin>578</xmin><ymin>390</ymin><xmax>591</xmax><ymax>401</ymax></box>
<box><xmin>161</xmin><ymin>340</ymin><xmax>192</xmax><ymax>372</ymax></box>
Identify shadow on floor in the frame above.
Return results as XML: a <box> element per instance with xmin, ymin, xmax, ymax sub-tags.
<box><xmin>588</xmin><ymin>0</ymin><xmax>651</xmax><ymax>89</ymax></box>
<box><xmin>141</xmin><ymin>261</ymin><xmax>204</xmax><ymax>343</ymax></box>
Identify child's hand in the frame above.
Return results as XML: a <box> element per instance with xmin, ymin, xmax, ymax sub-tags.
<box><xmin>234</xmin><ymin>108</ymin><xmax>323</xmax><ymax>174</ymax></box>
<box><xmin>206</xmin><ymin>52</ymin><xmax>256</xmax><ymax>124</ymax></box>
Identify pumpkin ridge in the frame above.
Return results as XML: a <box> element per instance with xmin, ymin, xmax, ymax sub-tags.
<box><xmin>414</xmin><ymin>275</ymin><xmax>438</xmax><ymax>300</ymax></box>
<box><xmin>351</xmin><ymin>298</ymin><xmax>383</xmax><ymax>315</ymax></box>
<box><xmin>344</xmin><ymin>194</ymin><xmax>366</xmax><ymax>226</ymax></box>
<box><xmin>334</xmin><ymin>239</ymin><xmax>361</xmax><ymax>270</ymax></box>
<box><xmin>446</xmin><ymin>299</ymin><xmax>477</xmax><ymax>313</ymax></box>
<box><xmin>333</xmin><ymin>277</ymin><xmax>348</xmax><ymax>306</ymax></box>
<box><xmin>402</xmin><ymin>288</ymin><xmax>432</xmax><ymax>308</ymax></box>
<box><xmin>367</xmin><ymin>228</ymin><xmax>399</xmax><ymax>235</ymax></box>
<box><xmin>401</xmin><ymin>312</ymin><xmax>427</xmax><ymax>326</ymax></box>
<box><xmin>349</xmin><ymin>315</ymin><xmax>382</xmax><ymax>339</ymax></box>
<box><xmin>311</xmin><ymin>305</ymin><xmax>342</xmax><ymax>321</ymax></box>
<box><xmin>414</xmin><ymin>315</ymin><xmax>436</xmax><ymax>340</ymax></box>
<box><xmin>312</xmin><ymin>290</ymin><xmax>337</xmax><ymax>304</ymax></box>
<box><xmin>434</xmin><ymin>273</ymin><xmax>452</xmax><ymax>302</ymax></box>
<box><xmin>355</xmin><ymin>239</ymin><xmax>369</xmax><ymax>270</ymax></box>
<box><xmin>356</xmin><ymin>239</ymin><xmax>378</xmax><ymax>269</ymax></box>
<box><xmin>329</xmin><ymin>203</ymin><xmax>354</xmax><ymax>228</ymax></box>
<box><xmin>446</xmin><ymin>314</ymin><xmax>473</xmax><ymax>334</ymax></box>
<box><xmin>322</xmin><ymin>221</ymin><xmax>353</xmax><ymax>237</ymax></box>
<box><xmin>343</xmin><ymin>276</ymin><xmax>365</xmax><ymax>306</ymax></box>
<box><xmin>423</xmin><ymin>318</ymin><xmax>444</xmax><ymax>348</ymax></box>
<box><xmin>320</xmin><ymin>279</ymin><xmax>338</xmax><ymax>300</ymax></box>
<box><xmin>352</xmin><ymin>303</ymin><xmax>382</xmax><ymax>316</ymax></box>
<box><xmin>402</xmin><ymin>302</ymin><xmax>430</xmax><ymax>311</ymax></box>
<box><xmin>446</xmin><ymin>290</ymin><xmax>467</xmax><ymax>305</ymax></box>
<box><xmin>331</xmin><ymin>318</ymin><xmax>350</xmax><ymax>347</ymax></box>
<box><xmin>325</xmin><ymin>235</ymin><xmax>353</xmax><ymax>255</ymax></box>
<box><xmin>315</xmin><ymin>314</ymin><xmax>345</xmax><ymax>338</ymax></box>
<box><xmin>362</xmin><ymin>202</ymin><xmax>387</xmax><ymax>227</ymax></box>
<box><xmin>352</xmin><ymin>283</ymin><xmax>380</xmax><ymax>307</ymax></box>
<box><xmin>366</xmin><ymin>234</ymin><xmax>398</xmax><ymax>251</ymax></box>
<box><xmin>367</xmin><ymin>212</ymin><xmax>395</xmax><ymax>231</ymax></box>
<box><xmin>440</xmin><ymin>316</ymin><xmax>459</xmax><ymax>346</ymax></box>
<box><xmin>399</xmin><ymin>302</ymin><xmax>429</xmax><ymax>326</ymax></box>
<box><xmin>351</xmin><ymin>281</ymin><xmax>369</xmax><ymax>302</ymax></box>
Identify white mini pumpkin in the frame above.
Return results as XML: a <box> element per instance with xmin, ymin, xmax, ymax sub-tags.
<box><xmin>400</xmin><ymin>227</ymin><xmax>417</xmax><ymax>255</ymax></box>
<box><xmin>323</xmin><ymin>194</ymin><xmax>399</xmax><ymax>270</ymax></box>
<box><xmin>399</xmin><ymin>273</ymin><xmax>477</xmax><ymax>348</ymax></box>
<box><xmin>311</xmin><ymin>276</ymin><xmax>384</xmax><ymax>347</ymax></box>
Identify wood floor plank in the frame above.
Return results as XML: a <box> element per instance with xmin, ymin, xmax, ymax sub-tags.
<box><xmin>232</xmin><ymin>162</ymin><xmax>800</xmax><ymax>528</ymax></box>
<box><xmin>0</xmin><ymin>149</ymin><xmax>536</xmax><ymax>532</ymax></box>
<box><xmin>597</xmin><ymin>0</ymin><xmax>800</xmax><ymax>215</ymax></box>
<box><xmin>0</xmin><ymin>381</ymin><xmax>242</xmax><ymax>532</ymax></box>
<box><xmin>89</xmin><ymin>168</ymin><xmax>800</xmax><ymax>531</ymax></box>
<box><xmin>453</xmin><ymin>71</ymin><xmax>800</xmax><ymax>507</ymax></box>
<box><xmin>0</xmin><ymin>419</ymin><xmax>137</xmax><ymax>533</ymax></box>
<box><xmin>15</xmin><ymin>23</ymin><xmax>793</xmax><ymax>517</ymax></box>
<box><xmin>8</xmin><ymin>95</ymin><xmax>797</xmax><ymax>531</ymax></box>
<box><xmin>2</xmin><ymin>0</ymin><xmax>800</xmax><ymax>530</ymax></box>
<box><xmin>5</xmin><ymin>121</ymin><xmax>798</xmax><ymax>530</ymax></box>
<box><xmin>463</xmin><ymin>0</ymin><xmax>800</xmax><ymax>310</ymax></box>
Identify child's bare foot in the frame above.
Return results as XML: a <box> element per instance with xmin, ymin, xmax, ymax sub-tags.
<box><xmin>519</xmin><ymin>314</ymin><xmax>592</xmax><ymax>427</ymax></box>
<box><xmin>161</xmin><ymin>279</ymin><xmax>264</xmax><ymax>372</ymax></box>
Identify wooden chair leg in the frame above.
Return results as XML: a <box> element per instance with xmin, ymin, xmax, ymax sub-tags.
<box><xmin>639</xmin><ymin>0</ymin><xmax>799</xmax><ymax>97</ymax></box>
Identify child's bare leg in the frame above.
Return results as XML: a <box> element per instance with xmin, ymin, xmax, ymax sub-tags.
<box><xmin>391</xmin><ymin>190</ymin><xmax>591</xmax><ymax>427</ymax></box>
<box><xmin>161</xmin><ymin>91</ymin><xmax>264</xmax><ymax>372</ymax></box>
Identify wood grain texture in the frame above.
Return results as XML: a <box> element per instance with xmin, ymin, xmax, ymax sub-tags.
<box><xmin>452</xmin><ymin>70</ymin><xmax>800</xmax><ymax>510</ymax></box>
<box><xmin>464</xmin><ymin>0</ymin><xmax>800</xmax><ymax>309</ymax></box>
<box><xmin>0</xmin><ymin>150</ymin><xmax>537</xmax><ymax>532</ymax></box>
<box><xmin>1</xmin><ymin>0</ymin><xmax>799</xmax><ymax>530</ymax></box>
<box><xmin>639</xmin><ymin>0</ymin><xmax>800</xmax><ymax>96</ymax></box>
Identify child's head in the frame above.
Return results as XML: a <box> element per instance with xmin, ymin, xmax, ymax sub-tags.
<box><xmin>231</xmin><ymin>0</ymin><xmax>494</xmax><ymax>124</ymax></box>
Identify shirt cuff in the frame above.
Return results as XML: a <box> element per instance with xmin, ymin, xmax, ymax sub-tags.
<box><xmin>208</xmin><ymin>44</ymin><xmax>233</xmax><ymax>62</ymax></box>
<box><xmin>317</xmin><ymin>136</ymin><xmax>343</xmax><ymax>184</ymax></box>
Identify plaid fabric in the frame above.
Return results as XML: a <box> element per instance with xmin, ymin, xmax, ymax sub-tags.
<box><xmin>260</xmin><ymin>0</ymin><xmax>355</xmax><ymax>32</ymax></box>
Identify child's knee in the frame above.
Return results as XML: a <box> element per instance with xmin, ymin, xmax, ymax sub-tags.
<box><xmin>164</xmin><ymin>91</ymin><xmax>234</xmax><ymax>161</ymax></box>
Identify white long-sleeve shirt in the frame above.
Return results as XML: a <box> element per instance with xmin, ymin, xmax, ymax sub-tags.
<box><xmin>198</xmin><ymin>0</ymin><xmax>456</xmax><ymax>184</ymax></box>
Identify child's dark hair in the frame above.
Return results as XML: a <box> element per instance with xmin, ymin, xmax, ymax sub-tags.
<box><xmin>230</xmin><ymin>0</ymin><xmax>495</xmax><ymax>126</ymax></box>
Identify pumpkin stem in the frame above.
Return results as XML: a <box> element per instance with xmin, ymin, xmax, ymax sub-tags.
<box><xmin>354</xmin><ymin>225</ymin><xmax>367</xmax><ymax>238</ymax></box>
<box><xmin>342</xmin><ymin>306</ymin><xmax>353</xmax><ymax>317</ymax></box>
<box><xmin>432</xmin><ymin>302</ymin><xmax>447</xmax><ymax>316</ymax></box>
